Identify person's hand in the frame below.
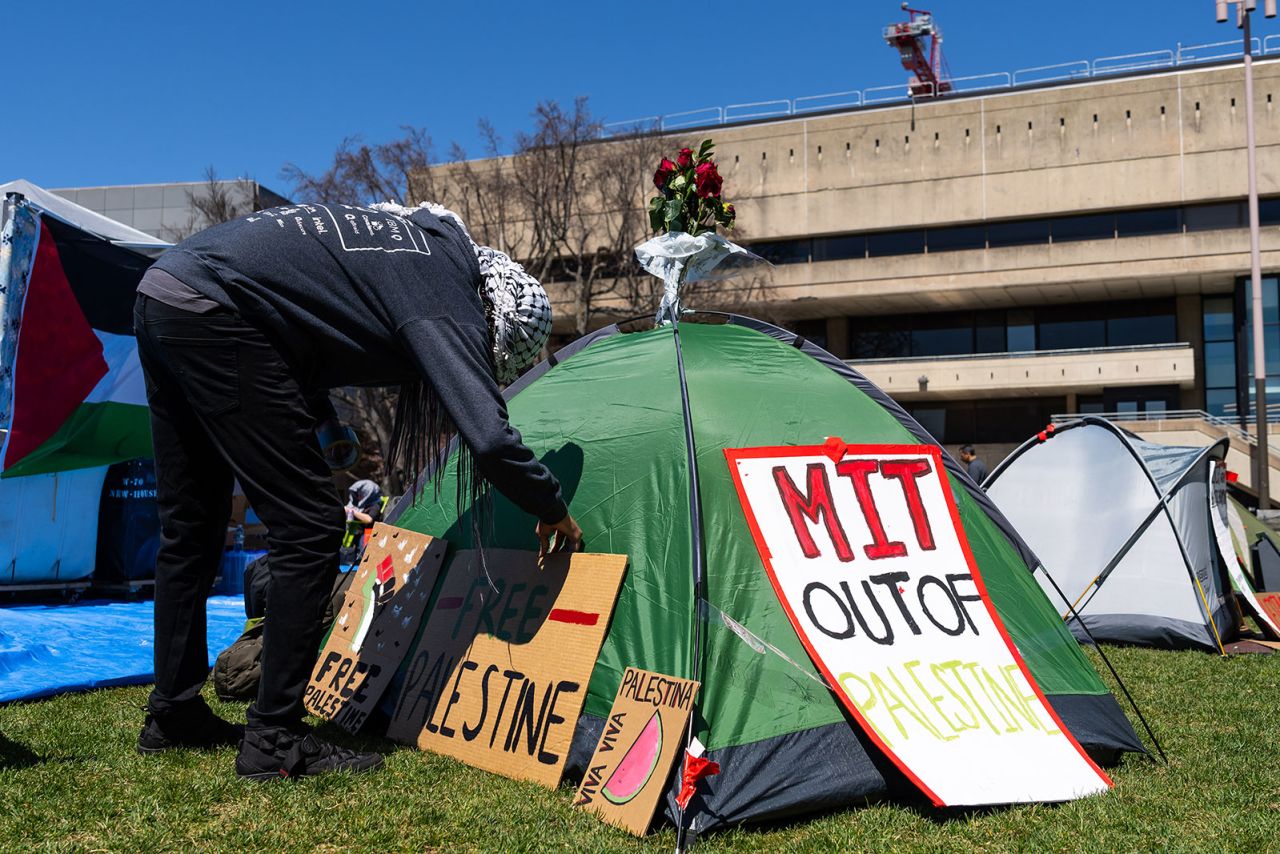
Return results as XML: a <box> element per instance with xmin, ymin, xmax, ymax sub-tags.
<box><xmin>537</xmin><ymin>514</ymin><xmax>583</xmax><ymax>558</ymax></box>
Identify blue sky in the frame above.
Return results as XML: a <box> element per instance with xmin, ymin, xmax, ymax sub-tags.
<box><xmin>6</xmin><ymin>1</ymin><xmax>1278</xmax><ymax>194</ymax></box>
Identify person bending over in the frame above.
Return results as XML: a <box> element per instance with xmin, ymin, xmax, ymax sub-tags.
<box><xmin>133</xmin><ymin>200</ymin><xmax>581</xmax><ymax>780</ymax></box>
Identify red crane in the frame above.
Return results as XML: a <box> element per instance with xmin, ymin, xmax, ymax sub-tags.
<box><xmin>883</xmin><ymin>3</ymin><xmax>952</xmax><ymax>98</ymax></box>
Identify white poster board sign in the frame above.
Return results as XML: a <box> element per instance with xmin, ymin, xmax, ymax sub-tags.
<box><xmin>1211</xmin><ymin>463</ymin><xmax>1280</xmax><ymax>637</ymax></box>
<box><xmin>725</xmin><ymin>441</ymin><xmax>1111</xmax><ymax>806</ymax></box>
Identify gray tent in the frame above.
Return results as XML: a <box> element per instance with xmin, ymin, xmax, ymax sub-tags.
<box><xmin>985</xmin><ymin>417</ymin><xmax>1237</xmax><ymax>652</ymax></box>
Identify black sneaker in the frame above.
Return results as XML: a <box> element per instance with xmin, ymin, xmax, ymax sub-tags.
<box><xmin>137</xmin><ymin>700</ymin><xmax>245</xmax><ymax>755</ymax></box>
<box><xmin>235</xmin><ymin>725</ymin><xmax>384</xmax><ymax>781</ymax></box>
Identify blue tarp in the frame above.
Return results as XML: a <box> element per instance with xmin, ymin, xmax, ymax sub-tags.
<box><xmin>0</xmin><ymin>596</ymin><xmax>245</xmax><ymax>703</ymax></box>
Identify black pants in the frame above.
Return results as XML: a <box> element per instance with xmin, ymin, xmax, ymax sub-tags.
<box><xmin>134</xmin><ymin>294</ymin><xmax>342</xmax><ymax>729</ymax></box>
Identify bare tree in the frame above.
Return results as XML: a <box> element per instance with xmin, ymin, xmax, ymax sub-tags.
<box><xmin>440</xmin><ymin>102</ymin><xmax>769</xmax><ymax>336</ymax></box>
<box><xmin>281</xmin><ymin>126</ymin><xmax>446</xmax><ymax>207</ymax></box>
<box><xmin>162</xmin><ymin>166</ymin><xmax>258</xmax><ymax>241</ymax></box>
<box><xmin>329</xmin><ymin>385</ymin><xmax>400</xmax><ymax>493</ymax></box>
<box><xmin>282</xmin><ymin>101</ymin><xmax>773</xmax><ymax>490</ymax></box>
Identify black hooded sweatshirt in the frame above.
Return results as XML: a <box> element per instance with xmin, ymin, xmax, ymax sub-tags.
<box><xmin>149</xmin><ymin>202</ymin><xmax>566</xmax><ymax>525</ymax></box>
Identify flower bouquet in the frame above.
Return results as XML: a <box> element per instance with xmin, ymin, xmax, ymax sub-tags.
<box><xmin>635</xmin><ymin>139</ymin><xmax>765</xmax><ymax>325</ymax></box>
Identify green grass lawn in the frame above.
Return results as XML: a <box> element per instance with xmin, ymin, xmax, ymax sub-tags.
<box><xmin>1</xmin><ymin>644</ymin><xmax>1277</xmax><ymax>852</ymax></box>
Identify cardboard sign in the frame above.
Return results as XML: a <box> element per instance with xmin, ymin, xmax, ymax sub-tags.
<box><xmin>574</xmin><ymin>668</ymin><xmax>699</xmax><ymax>835</ymax></box>
<box><xmin>1258</xmin><ymin>591</ymin><xmax>1280</xmax><ymax>628</ymax></box>
<box><xmin>389</xmin><ymin>549</ymin><xmax>628</xmax><ymax>787</ymax></box>
<box><xmin>725</xmin><ymin>441</ymin><xmax>1112</xmax><ymax>807</ymax></box>
<box><xmin>303</xmin><ymin>524</ymin><xmax>447</xmax><ymax>733</ymax></box>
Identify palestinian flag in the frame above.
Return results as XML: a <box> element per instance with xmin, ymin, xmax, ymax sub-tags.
<box><xmin>0</xmin><ymin>201</ymin><xmax>152</xmax><ymax>477</ymax></box>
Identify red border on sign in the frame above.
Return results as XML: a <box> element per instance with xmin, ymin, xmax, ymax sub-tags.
<box><xmin>723</xmin><ymin>442</ymin><xmax>1112</xmax><ymax>806</ymax></box>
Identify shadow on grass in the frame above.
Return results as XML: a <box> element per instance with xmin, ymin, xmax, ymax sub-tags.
<box><xmin>0</xmin><ymin>730</ymin><xmax>41</xmax><ymax>769</ymax></box>
<box><xmin>719</xmin><ymin>787</ymin><xmax>1078</xmax><ymax>839</ymax></box>
<box><xmin>313</xmin><ymin>717</ymin><xmax>418</xmax><ymax>757</ymax></box>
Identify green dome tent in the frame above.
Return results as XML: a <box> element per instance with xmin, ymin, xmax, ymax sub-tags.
<box><xmin>386</xmin><ymin>315</ymin><xmax>1143</xmax><ymax>831</ymax></box>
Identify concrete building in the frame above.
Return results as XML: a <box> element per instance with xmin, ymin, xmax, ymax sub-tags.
<box><xmin>420</xmin><ymin>54</ymin><xmax>1280</xmax><ymax>498</ymax></box>
<box><xmin>49</xmin><ymin>179</ymin><xmax>289</xmax><ymax>242</ymax></box>
<box><xmin>680</xmin><ymin>56</ymin><xmax>1280</xmax><ymax>496</ymax></box>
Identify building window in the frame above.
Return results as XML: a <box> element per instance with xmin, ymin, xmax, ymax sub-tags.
<box><xmin>987</xmin><ymin>219</ymin><xmax>1049</xmax><ymax>248</ymax></box>
<box><xmin>1051</xmin><ymin>212</ymin><xmax>1115</xmax><ymax>243</ymax></box>
<box><xmin>975</xmin><ymin>310</ymin><xmax>1007</xmax><ymax>353</ymax></box>
<box><xmin>1038</xmin><ymin>315</ymin><xmax>1106</xmax><ymax>350</ymax></box>
<box><xmin>1007</xmin><ymin>310</ymin><xmax>1036</xmax><ymax>352</ymax></box>
<box><xmin>1105</xmin><ymin>305</ymin><xmax>1177</xmax><ymax>346</ymax></box>
<box><xmin>847</xmin><ymin>299</ymin><xmax>1173</xmax><ymax>359</ymax></box>
<box><xmin>927</xmin><ymin>224</ymin><xmax>986</xmax><ymax>253</ymax></box>
<box><xmin>1204</xmin><ymin>340</ymin><xmax>1237</xmax><ymax>389</ymax></box>
<box><xmin>867</xmin><ymin>229</ymin><xmax>925</xmax><ymax>257</ymax></box>
<box><xmin>1203</xmin><ymin>294</ymin><xmax>1237</xmax><ymax>418</ymax></box>
<box><xmin>906</xmin><ymin>398</ymin><xmax>1066</xmax><ymax>444</ymax></box>
<box><xmin>791</xmin><ymin>319</ymin><xmax>828</xmax><ymax>349</ymax></box>
<box><xmin>812</xmin><ymin>234</ymin><xmax>866</xmax><ymax>261</ymax></box>
<box><xmin>1243</xmin><ymin>275</ymin><xmax>1280</xmax><ymax>419</ymax></box>
<box><xmin>911</xmin><ymin>319</ymin><xmax>974</xmax><ymax>357</ymax></box>
<box><xmin>849</xmin><ymin>318</ymin><xmax>912</xmax><ymax>359</ymax></box>
<box><xmin>752</xmin><ymin>239</ymin><xmax>810</xmax><ymax>265</ymax></box>
<box><xmin>751</xmin><ymin>197</ymin><xmax>1279</xmax><ymax>267</ymax></box>
<box><xmin>1260</xmin><ymin>197</ymin><xmax>1280</xmax><ymax>226</ymax></box>
<box><xmin>1115</xmin><ymin>207</ymin><xmax>1182</xmax><ymax>237</ymax></box>
<box><xmin>1079</xmin><ymin>386</ymin><xmax>1180</xmax><ymax>415</ymax></box>
<box><xmin>1184</xmin><ymin>202</ymin><xmax>1245</xmax><ymax>232</ymax></box>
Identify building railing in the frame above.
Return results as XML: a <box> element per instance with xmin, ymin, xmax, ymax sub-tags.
<box><xmin>603</xmin><ymin>38</ymin><xmax>1279</xmax><ymax>136</ymax></box>
<box><xmin>848</xmin><ymin>341</ymin><xmax>1190</xmax><ymax>366</ymax></box>
<box><xmin>1221</xmin><ymin>401</ymin><xmax>1280</xmax><ymax>424</ymax></box>
<box><xmin>1050</xmin><ymin>408</ymin><xmax>1280</xmax><ymax>459</ymax></box>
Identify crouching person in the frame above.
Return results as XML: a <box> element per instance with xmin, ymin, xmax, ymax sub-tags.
<box><xmin>133</xmin><ymin>200</ymin><xmax>582</xmax><ymax>779</ymax></box>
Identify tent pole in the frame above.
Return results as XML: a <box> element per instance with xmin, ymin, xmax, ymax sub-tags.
<box><xmin>1035</xmin><ymin>565</ymin><xmax>1167</xmax><ymax>762</ymax></box>
<box><xmin>1070</xmin><ymin>486</ymin><xmax>1228</xmax><ymax>656</ymax></box>
<box><xmin>668</xmin><ymin>304</ymin><xmax>709</xmax><ymax>853</ymax></box>
<box><xmin>1067</xmin><ymin>499</ymin><xmax>1168</xmax><ymax>620</ymax></box>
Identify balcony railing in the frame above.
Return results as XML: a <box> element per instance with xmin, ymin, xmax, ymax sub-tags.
<box><xmin>603</xmin><ymin>38</ymin><xmax>1280</xmax><ymax>136</ymax></box>
<box><xmin>1050</xmin><ymin>408</ymin><xmax>1280</xmax><ymax>459</ymax></box>
<box><xmin>848</xmin><ymin>341</ymin><xmax>1189</xmax><ymax>366</ymax></box>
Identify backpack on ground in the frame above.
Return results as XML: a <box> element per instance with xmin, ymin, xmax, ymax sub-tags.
<box><xmin>212</xmin><ymin>560</ymin><xmax>356</xmax><ymax>701</ymax></box>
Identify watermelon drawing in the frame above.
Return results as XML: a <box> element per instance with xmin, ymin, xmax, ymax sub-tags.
<box><xmin>602</xmin><ymin>710</ymin><xmax>663</xmax><ymax>805</ymax></box>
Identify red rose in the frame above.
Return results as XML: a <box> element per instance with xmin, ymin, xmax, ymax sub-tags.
<box><xmin>653</xmin><ymin>158</ymin><xmax>678</xmax><ymax>189</ymax></box>
<box><xmin>694</xmin><ymin>161</ymin><xmax>723</xmax><ymax>198</ymax></box>
<box><xmin>677</xmin><ymin>148</ymin><xmax>694</xmax><ymax>168</ymax></box>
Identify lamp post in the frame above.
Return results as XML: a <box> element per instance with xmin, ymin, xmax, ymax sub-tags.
<box><xmin>1218</xmin><ymin>0</ymin><xmax>1276</xmax><ymax>508</ymax></box>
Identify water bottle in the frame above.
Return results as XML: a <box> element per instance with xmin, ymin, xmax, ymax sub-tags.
<box><xmin>234</xmin><ymin>524</ymin><xmax>245</xmax><ymax>553</ymax></box>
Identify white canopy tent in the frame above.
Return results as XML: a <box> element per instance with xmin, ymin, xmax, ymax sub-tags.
<box><xmin>0</xmin><ymin>179</ymin><xmax>169</xmax><ymax>256</ymax></box>
<box><xmin>0</xmin><ymin>180</ymin><xmax>169</xmax><ymax>587</ymax></box>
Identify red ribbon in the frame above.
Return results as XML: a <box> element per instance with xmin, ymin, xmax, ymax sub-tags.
<box><xmin>676</xmin><ymin>750</ymin><xmax>720</xmax><ymax>810</ymax></box>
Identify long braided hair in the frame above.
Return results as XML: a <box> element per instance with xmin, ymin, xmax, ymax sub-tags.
<box><xmin>371</xmin><ymin>201</ymin><xmax>552</xmax><ymax>542</ymax></box>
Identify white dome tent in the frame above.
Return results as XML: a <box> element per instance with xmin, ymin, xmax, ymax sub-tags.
<box><xmin>985</xmin><ymin>417</ymin><xmax>1238</xmax><ymax>653</ymax></box>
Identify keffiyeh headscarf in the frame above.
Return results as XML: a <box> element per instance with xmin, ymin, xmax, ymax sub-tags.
<box><xmin>370</xmin><ymin>201</ymin><xmax>552</xmax><ymax>385</ymax></box>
